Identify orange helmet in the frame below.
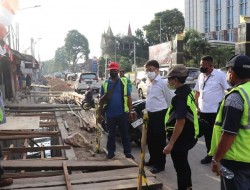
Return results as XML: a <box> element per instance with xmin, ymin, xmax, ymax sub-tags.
<box><xmin>108</xmin><ymin>62</ymin><xmax>119</xmax><ymax>70</ymax></box>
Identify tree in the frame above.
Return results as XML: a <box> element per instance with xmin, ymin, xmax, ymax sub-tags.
<box><xmin>54</xmin><ymin>46</ymin><xmax>69</xmax><ymax>71</ymax></box>
<box><xmin>143</xmin><ymin>8</ymin><xmax>184</xmax><ymax>45</ymax></box>
<box><xmin>209</xmin><ymin>46</ymin><xmax>235</xmax><ymax>68</ymax></box>
<box><xmin>183</xmin><ymin>29</ymin><xmax>211</xmax><ymax>66</ymax></box>
<box><xmin>64</xmin><ymin>30</ymin><xmax>90</xmax><ymax>72</ymax></box>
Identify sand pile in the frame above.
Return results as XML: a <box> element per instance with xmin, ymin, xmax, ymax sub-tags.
<box><xmin>48</xmin><ymin>78</ymin><xmax>73</xmax><ymax>91</ymax></box>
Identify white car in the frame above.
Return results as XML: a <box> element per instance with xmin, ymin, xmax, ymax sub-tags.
<box><xmin>74</xmin><ymin>72</ymin><xmax>101</xmax><ymax>93</ymax></box>
<box><xmin>137</xmin><ymin>67</ymin><xmax>200</xmax><ymax>99</ymax></box>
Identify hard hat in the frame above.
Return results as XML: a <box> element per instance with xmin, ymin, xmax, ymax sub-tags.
<box><xmin>108</xmin><ymin>62</ymin><xmax>120</xmax><ymax>70</ymax></box>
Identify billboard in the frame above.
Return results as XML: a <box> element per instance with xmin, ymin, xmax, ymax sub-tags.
<box><xmin>149</xmin><ymin>42</ymin><xmax>172</xmax><ymax>65</ymax></box>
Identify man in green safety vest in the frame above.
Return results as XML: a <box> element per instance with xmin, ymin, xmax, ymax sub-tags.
<box><xmin>209</xmin><ymin>55</ymin><xmax>250</xmax><ymax>190</ymax></box>
<box><xmin>0</xmin><ymin>93</ymin><xmax>13</xmax><ymax>187</ymax></box>
<box><xmin>98</xmin><ymin>62</ymin><xmax>134</xmax><ymax>160</ymax></box>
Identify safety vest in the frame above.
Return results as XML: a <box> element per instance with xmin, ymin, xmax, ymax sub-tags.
<box><xmin>164</xmin><ymin>91</ymin><xmax>199</xmax><ymax>138</ymax></box>
<box><xmin>0</xmin><ymin>96</ymin><xmax>5</xmax><ymax>124</ymax></box>
<box><xmin>102</xmin><ymin>77</ymin><xmax>129</xmax><ymax>112</ymax></box>
<box><xmin>209</xmin><ymin>82</ymin><xmax>250</xmax><ymax>162</ymax></box>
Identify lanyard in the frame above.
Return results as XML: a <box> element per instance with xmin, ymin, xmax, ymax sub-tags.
<box><xmin>202</xmin><ymin>74</ymin><xmax>211</xmax><ymax>90</ymax></box>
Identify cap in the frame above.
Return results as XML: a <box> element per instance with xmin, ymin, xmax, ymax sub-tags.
<box><xmin>226</xmin><ymin>54</ymin><xmax>250</xmax><ymax>69</ymax></box>
<box><xmin>167</xmin><ymin>65</ymin><xmax>188</xmax><ymax>78</ymax></box>
<box><xmin>108</xmin><ymin>62</ymin><xmax>120</xmax><ymax>70</ymax></box>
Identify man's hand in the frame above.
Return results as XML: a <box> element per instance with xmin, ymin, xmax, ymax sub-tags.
<box><xmin>163</xmin><ymin>143</ymin><xmax>173</xmax><ymax>155</ymax></box>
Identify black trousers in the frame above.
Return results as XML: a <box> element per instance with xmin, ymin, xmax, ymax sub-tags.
<box><xmin>200</xmin><ymin>112</ymin><xmax>217</xmax><ymax>154</ymax></box>
<box><xmin>147</xmin><ymin>109</ymin><xmax>167</xmax><ymax>170</ymax></box>
<box><xmin>171</xmin><ymin>150</ymin><xmax>192</xmax><ymax>190</ymax></box>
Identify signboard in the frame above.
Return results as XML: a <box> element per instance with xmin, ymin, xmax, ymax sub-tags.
<box><xmin>92</xmin><ymin>60</ymin><xmax>98</xmax><ymax>73</ymax></box>
<box><xmin>149</xmin><ymin>42</ymin><xmax>172</xmax><ymax>65</ymax></box>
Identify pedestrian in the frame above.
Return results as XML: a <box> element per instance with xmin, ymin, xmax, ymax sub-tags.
<box><xmin>98</xmin><ymin>62</ymin><xmax>134</xmax><ymax>159</ymax></box>
<box><xmin>18</xmin><ymin>73</ymin><xmax>22</xmax><ymax>91</ymax></box>
<box><xmin>209</xmin><ymin>54</ymin><xmax>250</xmax><ymax>190</ymax></box>
<box><xmin>163</xmin><ymin>65</ymin><xmax>199</xmax><ymax>190</ymax></box>
<box><xmin>0</xmin><ymin>93</ymin><xmax>13</xmax><ymax>187</ymax></box>
<box><xmin>25</xmin><ymin>74</ymin><xmax>32</xmax><ymax>94</ymax></box>
<box><xmin>119</xmin><ymin>69</ymin><xmax>133</xmax><ymax>93</ymax></box>
<box><xmin>194</xmin><ymin>55</ymin><xmax>230</xmax><ymax>164</ymax></box>
<box><xmin>144</xmin><ymin>60</ymin><xmax>174</xmax><ymax>174</ymax></box>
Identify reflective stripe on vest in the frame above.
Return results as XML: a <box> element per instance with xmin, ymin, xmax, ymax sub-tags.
<box><xmin>209</xmin><ymin>82</ymin><xmax>250</xmax><ymax>162</ymax></box>
<box><xmin>102</xmin><ymin>78</ymin><xmax>129</xmax><ymax>112</ymax></box>
<box><xmin>164</xmin><ymin>91</ymin><xmax>199</xmax><ymax>138</ymax></box>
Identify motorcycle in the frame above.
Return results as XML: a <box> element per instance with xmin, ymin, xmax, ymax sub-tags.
<box><xmin>129</xmin><ymin>99</ymin><xmax>146</xmax><ymax>146</ymax></box>
<box><xmin>81</xmin><ymin>89</ymin><xmax>95</xmax><ymax>110</ymax></box>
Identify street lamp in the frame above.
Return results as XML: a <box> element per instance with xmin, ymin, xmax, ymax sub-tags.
<box><xmin>19</xmin><ymin>5</ymin><xmax>41</xmax><ymax>11</ymax></box>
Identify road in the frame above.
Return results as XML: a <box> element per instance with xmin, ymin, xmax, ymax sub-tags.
<box><xmin>130</xmin><ymin>85</ymin><xmax>220</xmax><ymax>190</ymax></box>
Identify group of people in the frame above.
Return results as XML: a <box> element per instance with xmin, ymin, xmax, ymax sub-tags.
<box><xmin>17</xmin><ymin>73</ymin><xmax>32</xmax><ymax>91</ymax></box>
<box><xmin>97</xmin><ymin>54</ymin><xmax>250</xmax><ymax>190</ymax></box>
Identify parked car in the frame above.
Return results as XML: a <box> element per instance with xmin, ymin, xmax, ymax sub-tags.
<box><xmin>74</xmin><ymin>72</ymin><xmax>101</xmax><ymax>93</ymax></box>
<box><xmin>137</xmin><ymin>67</ymin><xmax>200</xmax><ymax>99</ymax></box>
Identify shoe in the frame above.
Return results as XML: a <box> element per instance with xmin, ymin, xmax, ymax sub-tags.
<box><xmin>125</xmin><ymin>154</ymin><xmax>135</xmax><ymax>160</ymax></box>
<box><xmin>200</xmin><ymin>156</ymin><xmax>212</xmax><ymax>164</ymax></box>
<box><xmin>0</xmin><ymin>178</ymin><xmax>13</xmax><ymax>187</ymax></box>
<box><xmin>107</xmin><ymin>154</ymin><xmax>115</xmax><ymax>159</ymax></box>
<box><xmin>145</xmin><ymin>161</ymin><xmax>153</xmax><ymax>166</ymax></box>
<box><xmin>150</xmin><ymin>167</ymin><xmax>164</xmax><ymax>174</ymax></box>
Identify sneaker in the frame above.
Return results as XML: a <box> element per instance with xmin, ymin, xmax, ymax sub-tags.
<box><xmin>125</xmin><ymin>154</ymin><xmax>135</xmax><ymax>160</ymax></box>
<box><xmin>200</xmin><ymin>156</ymin><xmax>212</xmax><ymax>164</ymax></box>
<box><xmin>0</xmin><ymin>178</ymin><xmax>13</xmax><ymax>187</ymax></box>
<box><xmin>106</xmin><ymin>154</ymin><xmax>115</xmax><ymax>159</ymax></box>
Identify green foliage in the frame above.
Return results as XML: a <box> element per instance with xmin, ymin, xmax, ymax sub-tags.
<box><xmin>41</xmin><ymin>59</ymin><xmax>55</xmax><ymax>74</ymax></box>
<box><xmin>183</xmin><ymin>29</ymin><xmax>211</xmax><ymax>67</ymax></box>
<box><xmin>54</xmin><ymin>46</ymin><xmax>69</xmax><ymax>71</ymax></box>
<box><xmin>64</xmin><ymin>30</ymin><xmax>90</xmax><ymax>71</ymax></box>
<box><xmin>209</xmin><ymin>46</ymin><xmax>235</xmax><ymax>68</ymax></box>
<box><xmin>143</xmin><ymin>8</ymin><xmax>184</xmax><ymax>45</ymax></box>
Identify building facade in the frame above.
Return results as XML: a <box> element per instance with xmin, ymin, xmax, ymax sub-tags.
<box><xmin>185</xmin><ymin>0</ymin><xmax>250</xmax><ymax>42</ymax></box>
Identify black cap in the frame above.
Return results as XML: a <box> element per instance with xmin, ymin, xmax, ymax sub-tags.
<box><xmin>226</xmin><ymin>54</ymin><xmax>250</xmax><ymax>69</ymax></box>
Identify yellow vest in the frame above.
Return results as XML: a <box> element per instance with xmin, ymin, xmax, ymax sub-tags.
<box><xmin>102</xmin><ymin>77</ymin><xmax>129</xmax><ymax>112</ymax></box>
<box><xmin>164</xmin><ymin>91</ymin><xmax>199</xmax><ymax>138</ymax></box>
<box><xmin>209</xmin><ymin>82</ymin><xmax>250</xmax><ymax>162</ymax></box>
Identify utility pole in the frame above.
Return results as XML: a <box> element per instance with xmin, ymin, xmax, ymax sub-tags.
<box><xmin>114</xmin><ymin>39</ymin><xmax>117</xmax><ymax>62</ymax></box>
<box><xmin>160</xmin><ymin>18</ymin><xmax>162</xmax><ymax>43</ymax></box>
<box><xmin>134</xmin><ymin>41</ymin><xmax>137</xmax><ymax>81</ymax></box>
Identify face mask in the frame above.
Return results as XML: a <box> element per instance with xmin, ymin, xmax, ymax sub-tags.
<box><xmin>110</xmin><ymin>72</ymin><xmax>118</xmax><ymax>79</ymax></box>
<box><xmin>200</xmin><ymin>67</ymin><xmax>208</xmax><ymax>73</ymax></box>
<box><xmin>167</xmin><ymin>83</ymin><xmax>175</xmax><ymax>90</ymax></box>
<box><xmin>147</xmin><ymin>72</ymin><xmax>156</xmax><ymax>80</ymax></box>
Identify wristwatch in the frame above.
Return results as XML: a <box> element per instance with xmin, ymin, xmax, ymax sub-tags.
<box><xmin>212</xmin><ymin>158</ymin><xmax>219</xmax><ymax>165</ymax></box>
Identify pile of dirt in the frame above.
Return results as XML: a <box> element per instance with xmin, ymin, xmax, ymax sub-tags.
<box><xmin>51</xmin><ymin>83</ymin><xmax>73</xmax><ymax>91</ymax></box>
<box><xmin>48</xmin><ymin>78</ymin><xmax>73</xmax><ymax>91</ymax></box>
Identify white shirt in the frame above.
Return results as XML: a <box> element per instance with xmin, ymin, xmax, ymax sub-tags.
<box><xmin>194</xmin><ymin>69</ymin><xmax>230</xmax><ymax>113</ymax></box>
<box><xmin>146</xmin><ymin>75</ymin><xmax>174</xmax><ymax>112</ymax></box>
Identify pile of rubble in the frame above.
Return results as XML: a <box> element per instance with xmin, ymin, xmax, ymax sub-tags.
<box><xmin>47</xmin><ymin>78</ymin><xmax>73</xmax><ymax>92</ymax></box>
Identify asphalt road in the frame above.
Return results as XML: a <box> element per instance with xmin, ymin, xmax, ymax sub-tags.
<box><xmin>130</xmin><ymin>85</ymin><xmax>220</xmax><ymax>190</ymax></box>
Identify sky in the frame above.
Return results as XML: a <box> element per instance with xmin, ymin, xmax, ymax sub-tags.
<box><xmin>16</xmin><ymin>0</ymin><xmax>184</xmax><ymax>61</ymax></box>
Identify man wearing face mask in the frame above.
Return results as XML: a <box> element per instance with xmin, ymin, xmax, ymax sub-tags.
<box><xmin>98</xmin><ymin>62</ymin><xmax>134</xmax><ymax>160</ymax></box>
<box><xmin>194</xmin><ymin>55</ymin><xmax>230</xmax><ymax>164</ymax></box>
<box><xmin>145</xmin><ymin>60</ymin><xmax>174</xmax><ymax>174</ymax></box>
<box><xmin>209</xmin><ymin>54</ymin><xmax>250</xmax><ymax>190</ymax></box>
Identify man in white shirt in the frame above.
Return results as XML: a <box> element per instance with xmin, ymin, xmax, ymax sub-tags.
<box><xmin>194</xmin><ymin>55</ymin><xmax>230</xmax><ymax>164</ymax></box>
<box><xmin>145</xmin><ymin>60</ymin><xmax>174</xmax><ymax>174</ymax></box>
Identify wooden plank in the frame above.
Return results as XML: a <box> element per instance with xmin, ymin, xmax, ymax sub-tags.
<box><xmin>5</xmin><ymin>104</ymin><xmax>79</xmax><ymax>109</ymax></box>
<box><xmin>72</xmin><ymin>177</ymin><xmax>162</xmax><ymax>190</ymax></box>
<box><xmin>55</xmin><ymin>112</ymin><xmax>75</xmax><ymax>160</ymax></box>
<box><xmin>2</xmin><ymin>168</ymin><xmax>156</xmax><ymax>189</ymax></box>
<box><xmin>3</xmin><ymin>171</ymin><xmax>64</xmax><ymax>179</ymax></box>
<box><xmin>63</xmin><ymin>161</ymin><xmax>72</xmax><ymax>190</ymax></box>
<box><xmin>0</xmin><ymin>134</ymin><xmax>58</xmax><ymax>140</ymax></box>
<box><xmin>1</xmin><ymin>159</ymin><xmax>137</xmax><ymax>171</ymax></box>
<box><xmin>0</xmin><ymin>131</ymin><xmax>59</xmax><ymax>135</ymax></box>
<box><xmin>6</xmin><ymin>108</ymin><xmax>82</xmax><ymax>112</ymax></box>
<box><xmin>0</xmin><ymin>116</ymin><xmax>40</xmax><ymax>130</ymax></box>
<box><xmin>3</xmin><ymin>145</ymin><xmax>70</xmax><ymax>153</ymax></box>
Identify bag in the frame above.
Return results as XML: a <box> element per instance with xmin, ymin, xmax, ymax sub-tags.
<box><xmin>188</xmin><ymin>93</ymin><xmax>209</xmax><ymax>138</ymax></box>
